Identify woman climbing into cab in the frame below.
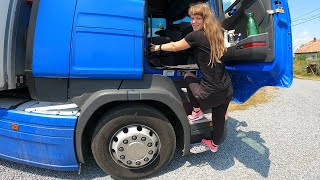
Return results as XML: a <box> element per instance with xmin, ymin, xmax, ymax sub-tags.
<box><xmin>150</xmin><ymin>2</ymin><xmax>233</xmax><ymax>152</ymax></box>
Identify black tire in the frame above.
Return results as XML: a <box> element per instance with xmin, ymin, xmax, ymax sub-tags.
<box><xmin>91</xmin><ymin>104</ymin><xmax>176</xmax><ymax>179</ymax></box>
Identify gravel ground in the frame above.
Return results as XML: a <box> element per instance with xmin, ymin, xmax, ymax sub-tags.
<box><xmin>0</xmin><ymin>78</ymin><xmax>320</xmax><ymax>180</ymax></box>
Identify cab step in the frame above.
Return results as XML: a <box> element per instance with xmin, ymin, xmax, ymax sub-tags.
<box><xmin>190</xmin><ymin>142</ymin><xmax>209</xmax><ymax>154</ymax></box>
<box><xmin>188</xmin><ymin>112</ymin><xmax>212</xmax><ymax>125</ymax></box>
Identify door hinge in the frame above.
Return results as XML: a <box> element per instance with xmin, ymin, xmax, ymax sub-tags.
<box><xmin>15</xmin><ymin>75</ymin><xmax>26</xmax><ymax>87</ymax></box>
<box><xmin>267</xmin><ymin>7</ymin><xmax>284</xmax><ymax>15</ymax></box>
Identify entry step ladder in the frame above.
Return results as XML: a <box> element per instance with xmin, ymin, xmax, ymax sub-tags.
<box><xmin>190</xmin><ymin>142</ymin><xmax>211</xmax><ymax>154</ymax></box>
<box><xmin>189</xmin><ymin>110</ymin><xmax>213</xmax><ymax>154</ymax></box>
<box><xmin>180</xmin><ymin>87</ymin><xmax>214</xmax><ymax>154</ymax></box>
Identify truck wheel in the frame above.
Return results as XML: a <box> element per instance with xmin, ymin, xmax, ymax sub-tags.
<box><xmin>91</xmin><ymin>105</ymin><xmax>176</xmax><ymax>179</ymax></box>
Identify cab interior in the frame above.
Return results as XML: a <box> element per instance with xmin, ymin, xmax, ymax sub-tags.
<box><xmin>146</xmin><ymin>0</ymin><xmax>275</xmax><ymax>69</ymax></box>
<box><xmin>147</xmin><ymin>0</ymin><xmax>202</xmax><ymax>69</ymax></box>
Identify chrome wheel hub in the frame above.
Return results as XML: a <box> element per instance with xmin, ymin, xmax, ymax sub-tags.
<box><xmin>110</xmin><ymin>125</ymin><xmax>160</xmax><ymax>168</ymax></box>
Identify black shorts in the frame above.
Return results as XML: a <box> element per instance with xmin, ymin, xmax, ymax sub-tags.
<box><xmin>184</xmin><ymin>73</ymin><xmax>233</xmax><ymax>109</ymax></box>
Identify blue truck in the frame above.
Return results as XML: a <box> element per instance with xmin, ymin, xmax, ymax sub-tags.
<box><xmin>0</xmin><ymin>0</ymin><xmax>292</xmax><ymax>179</ymax></box>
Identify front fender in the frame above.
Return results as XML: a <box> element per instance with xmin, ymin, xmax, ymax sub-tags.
<box><xmin>74</xmin><ymin>75</ymin><xmax>190</xmax><ymax>163</ymax></box>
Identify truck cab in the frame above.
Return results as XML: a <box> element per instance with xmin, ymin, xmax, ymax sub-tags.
<box><xmin>0</xmin><ymin>0</ymin><xmax>292</xmax><ymax>179</ymax></box>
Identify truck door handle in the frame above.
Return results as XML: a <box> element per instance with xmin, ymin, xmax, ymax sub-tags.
<box><xmin>267</xmin><ymin>7</ymin><xmax>285</xmax><ymax>15</ymax></box>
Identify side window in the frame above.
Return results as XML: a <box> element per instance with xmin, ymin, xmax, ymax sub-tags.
<box><xmin>173</xmin><ymin>0</ymin><xmax>213</xmax><ymax>24</ymax></box>
<box><xmin>173</xmin><ymin>16</ymin><xmax>190</xmax><ymax>24</ymax></box>
<box><xmin>148</xmin><ymin>18</ymin><xmax>166</xmax><ymax>38</ymax></box>
<box><xmin>222</xmin><ymin>0</ymin><xmax>236</xmax><ymax>12</ymax></box>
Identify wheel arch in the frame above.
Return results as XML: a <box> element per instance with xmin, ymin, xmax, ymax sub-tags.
<box><xmin>74</xmin><ymin>76</ymin><xmax>191</xmax><ymax>163</ymax></box>
<box><xmin>77</xmin><ymin>100</ymin><xmax>186</xmax><ymax>163</ymax></box>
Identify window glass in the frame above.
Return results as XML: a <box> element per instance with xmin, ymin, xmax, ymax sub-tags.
<box><xmin>173</xmin><ymin>0</ymin><xmax>213</xmax><ymax>24</ymax></box>
<box><xmin>148</xmin><ymin>18</ymin><xmax>166</xmax><ymax>37</ymax></box>
<box><xmin>222</xmin><ymin>0</ymin><xmax>236</xmax><ymax>12</ymax></box>
<box><xmin>174</xmin><ymin>16</ymin><xmax>190</xmax><ymax>24</ymax></box>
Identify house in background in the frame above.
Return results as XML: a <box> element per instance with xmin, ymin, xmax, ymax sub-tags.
<box><xmin>294</xmin><ymin>38</ymin><xmax>320</xmax><ymax>60</ymax></box>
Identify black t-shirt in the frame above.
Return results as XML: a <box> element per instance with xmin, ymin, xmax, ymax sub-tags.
<box><xmin>184</xmin><ymin>30</ymin><xmax>232</xmax><ymax>94</ymax></box>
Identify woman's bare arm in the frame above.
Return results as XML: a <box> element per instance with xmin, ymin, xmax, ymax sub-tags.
<box><xmin>150</xmin><ymin>38</ymin><xmax>191</xmax><ymax>52</ymax></box>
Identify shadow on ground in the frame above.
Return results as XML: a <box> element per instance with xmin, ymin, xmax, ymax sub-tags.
<box><xmin>155</xmin><ymin>117</ymin><xmax>271</xmax><ymax>178</ymax></box>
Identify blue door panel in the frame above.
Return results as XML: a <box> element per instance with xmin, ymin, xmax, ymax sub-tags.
<box><xmin>225</xmin><ymin>0</ymin><xmax>292</xmax><ymax>103</ymax></box>
<box><xmin>71</xmin><ymin>27</ymin><xmax>141</xmax><ymax>79</ymax></box>
<box><xmin>72</xmin><ymin>0</ymin><xmax>144</xmax><ymax>79</ymax></box>
<box><xmin>32</xmin><ymin>0</ymin><xmax>77</xmax><ymax>78</ymax></box>
<box><xmin>74</xmin><ymin>0</ymin><xmax>144</xmax><ymax>29</ymax></box>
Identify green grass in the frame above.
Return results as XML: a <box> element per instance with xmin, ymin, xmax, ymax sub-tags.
<box><xmin>293</xmin><ymin>58</ymin><xmax>320</xmax><ymax>80</ymax></box>
<box><xmin>228</xmin><ymin>87</ymin><xmax>278</xmax><ymax>112</ymax></box>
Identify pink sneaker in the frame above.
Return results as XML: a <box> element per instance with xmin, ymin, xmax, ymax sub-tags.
<box><xmin>201</xmin><ymin>139</ymin><xmax>218</xmax><ymax>152</ymax></box>
<box><xmin>188</xmin><ymin>110</ymin><xmax>205</xmax><ymax>121</ymax></box>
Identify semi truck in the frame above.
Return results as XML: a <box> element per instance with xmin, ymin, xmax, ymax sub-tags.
<box><xmin>0</xmin><ymin>0</ymin><xmax>292</xmax><ymax>179</ymax></box>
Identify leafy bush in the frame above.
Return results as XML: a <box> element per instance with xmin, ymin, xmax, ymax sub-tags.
<box><xmin>293</xmin><ymin>57</ymin><xmax>320</xmax><ymax>77</ymax></box>
<box><xmin>293</xmin><ymin>59</ymin><xmax>308</xmax><ymax>76</ymax></box>
<box><xmin>294</xmin><ymin>54</ymin><xmax>306</xmax><ymax>61</ymax></box>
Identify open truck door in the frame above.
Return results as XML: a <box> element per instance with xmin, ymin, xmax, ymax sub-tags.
<box><xmin>145</xmin><ymin>0</ymin><xmax>292</xmax><ymax>103</ymax></box>
<box><xmin>215</xmin><ymin>0</ymin><xmax>293</xmax><ymax>103</ymax></box>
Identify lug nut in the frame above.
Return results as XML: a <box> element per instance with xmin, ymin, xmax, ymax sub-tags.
<box><xmin>123</xmin><ymin>140</ymin><xmax>128</xmax><ymax>144</ymax></box>
<box><xmin>147</xmin><ymin>143</ymin><xmax>152</xmax><ymax>147</ymax></box>
<box><xmin>120</xmin><ymin>155</ymin><xmax>125</xmax><ymax>159</ymax></box>
<box><xmin>136</xmin><ymin>161</ymin><xmax>141</xmax><ymax>165</ymax></box>
<box><xmin>127</xmin><ymin>160</ymin><xmax>132</xmax><ymax>164</ymax></box>
<box><xmin>141</xmin><ymin>137</ymin><xmax>146</xmax><ymax>141</ymax></box>
<box><xmin>119</xmin><ymin>147</ymin><xmax>124</xmax><ymax>151</ymax></box>
<box><xmin>132</xmin><ymin>136</ymin><xmax>137</xmax><ymax>140</ymax></box>
<box><xmin>144</xmin><ymin>157</ymin><xmax>149</xmax><ymax>162</ymax></box>
<box><xmin>148</xmin><ymin>150</ymin><xmax>153</xmax><ymax>155</ymax></box>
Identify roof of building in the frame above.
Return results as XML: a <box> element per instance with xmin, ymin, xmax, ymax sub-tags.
<box><xmin>294</xmin><ymin>38</ymin><xmax>320</xmax><ymax>54</ymax></box>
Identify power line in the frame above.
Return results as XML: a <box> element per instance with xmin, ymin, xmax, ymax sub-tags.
<box><xmin>292</xmin><ymin>16</ymin><xmax>320</xmax><ymax>27</ymax></box>
<box><xmin>292</xmin><ymin>15</ymin><xmax>320</xmax><ymax>27</ymax></box>
<box><xmin>292</xmin><ymin>8</ymin><xmax>320</xmax><ymax>21</ymax></box>
<box><xmin>292</xmin><ymin>13</ymin><xmax>320</xmax><ymax>22</ymax></box>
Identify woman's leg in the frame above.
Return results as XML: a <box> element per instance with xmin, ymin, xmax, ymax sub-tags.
<box><xmin>211</xmin><ymin>98</ymin><xmax>231</xmax><ymax>145</ymax></box>
<box><xmin>201</xmin><ymin>96</ymin><xmax>232</xmax><ymax>152</ymax></box>
<box><xmin>184</xmin><ymin>72</ymin><xmax>201</xmax><ymax>110</ymax></box>
<box><xmin>184</xmin><ymin>72</ymin><xmax>205</xmax><ymax>120</ymax></box>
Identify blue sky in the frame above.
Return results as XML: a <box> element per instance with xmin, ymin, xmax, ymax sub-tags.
<box><xmin>288</xmin><ymin>0</ymin><xmax>320</xmax><ymax>51</ymax></box>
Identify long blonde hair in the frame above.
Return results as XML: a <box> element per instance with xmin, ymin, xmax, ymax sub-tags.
<box><xmin>188</xmin><ymin>2</ymin><xmax>225</xmax><ymax>66</ymax></box>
